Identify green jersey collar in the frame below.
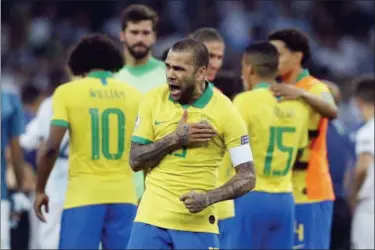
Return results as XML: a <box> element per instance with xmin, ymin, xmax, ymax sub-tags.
<box><xmin>87</xmin><ymin>71</ymin><xmax>113</xmax><ymax>79</ymax></box>
<box><xmin>169</xmin><ymin>81</ymin><xmax>214</xmax><ymax>109</ymax></box>
<box><xmin>296</xmin><ymin>69</ymin><xmax>310</xmax><ymax>82</ymax></box>
<box><xmin>252</xmin><ymin>82</ymin><xmax>271</xmax><ymax>90</ymax></box>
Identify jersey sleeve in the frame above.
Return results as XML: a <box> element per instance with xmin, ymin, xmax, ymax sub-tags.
<box><xmin>131</xmin><ymin>95</ymin><xmax>155</xmax><ymax>144</ymax></box>
<box><xmin>51</xmin><ymin>86</ymin><xmax>69</xmax><ymax>128</ymax></box>
<box><xmin>356</xmin><ymin>125</ymin><xmax>374</xmax><ymax>156</ymax></box>
<box><xmin>10</xmin><ymin>94</ymin><xmax>25</xmax><ymax>137</ymax></box>
<box><xmin>309</xmin><ymin>83</ymin><xmax>336</xmax><ymax>106</ymax></box>
<box><xmin>222</xmin><ymin>101</ymin><xmax>253</xmax><ymax>167</ymax></box>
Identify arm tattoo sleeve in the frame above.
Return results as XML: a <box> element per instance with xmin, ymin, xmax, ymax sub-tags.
<box><xmin>130</xmin><ymin>134</ymin><xmax>179</xmax><ymax>172</ymax></box>
<box><xmin>205</xmin><ymin>162</ymin><xmax>256</xmax><ymax>205</ymax></box>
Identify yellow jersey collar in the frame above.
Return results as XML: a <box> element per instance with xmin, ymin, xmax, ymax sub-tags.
<box><xmin>296</xmin><ymin>69</ymin><xmax>310</xmax><ymax>82</ymax></box>
<box><xmin>252</xmin><ymin>82</ymin><xmax>271</xmax><ymax>90</ymax></box>
<box><xmin>87</xmin><ymin>71</ymin><xmax>113</xmax><ymax>79</ymax></box>
<box><xmin>169</xmin><ymin>81</ymin><xmax>214</xmax><ymax>109</ymax></box>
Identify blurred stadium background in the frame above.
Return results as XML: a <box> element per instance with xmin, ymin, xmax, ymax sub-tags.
<box><xmin>1</xmin><ymin>0</ymin><xmax>374</xmax><ymax>248</ymax></box>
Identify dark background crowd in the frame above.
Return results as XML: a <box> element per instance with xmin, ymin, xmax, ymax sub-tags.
<box><xmin>1</xmin><ymin>0</ymin><xmax>374</xmax><ymax>249</ymax></box>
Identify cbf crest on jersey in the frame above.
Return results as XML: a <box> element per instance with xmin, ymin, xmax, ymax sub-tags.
<box><xmin>199</xmin><ymin>115</ymin><xmax>211</xmax><ymax>125</ymax></box>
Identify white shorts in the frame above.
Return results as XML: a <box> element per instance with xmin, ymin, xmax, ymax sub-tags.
<box><xmin>1</xmin><ymin>200</ymin><xmax>10</xmax><ymax>250</ymax></box>
<box><xmin>29</xmin><ymin>200</ymin><xmax>64</xmax><ymax>249</ymax></box>
<box><xmin>352</xmin><ymin>199</ymin><xmax>374</xmax><ymax>249</ymax></box>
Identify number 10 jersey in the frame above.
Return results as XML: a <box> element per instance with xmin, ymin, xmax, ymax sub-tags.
<box><xmin>51</xmin><ymin>71</ymin><xmax>142</xmax><ymax>209</ymax></box>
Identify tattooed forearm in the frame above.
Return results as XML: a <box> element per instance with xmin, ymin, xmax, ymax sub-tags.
<box><xmin>205</xmin><ymin>162</ymin><xmax>256</xmax><ymax>205</ymax></box>
<box><xmin>130</xmin><ymin>134</ymin><xmax>181</xmax><ymax>172</ymax></box>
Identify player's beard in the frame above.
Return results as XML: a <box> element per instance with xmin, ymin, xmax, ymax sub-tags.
<box><xmin>126</xmin><ymin>42</ymin><xmax>150</xmax><ymax>60</ymax></box>
<box><xmin>179</xmin><ymin>79</ymin><xmax>196</xmax><ymax>105</ymax></box>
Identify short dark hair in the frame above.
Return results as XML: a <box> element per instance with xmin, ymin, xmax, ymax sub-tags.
<box><xmin>244</xmin><ymin>41</ymin><xmax>279</xmax><ymax>78</ymax></box>
<box><xmin>268</xmin><ymin>28</ymin><xmax>310</xmax><ymax>65</ymax></box>
<box><xmin>190</xmin><ymin>27</ymin><xmax>224</xmax><ymax>43</ymax></box>
<box><xmin>170</xmin><ymin>38</ymin><xmax>209</xmax><ymax>69</ymax></box>
<box><xmin>121</xmin><ymin>4</ymin><xmax>158</xmax><ymax>31</ymax></box>
<box><xmin>354</xmin><ymin>76</ymin><xmax>375</xmax><ymax>103</ymax></box>
<box><xmin>67</xmin><ymin>34</ymin><xmax>124</xmax><ymax>76</ymax></box>
<box><xmin>162</xmin><ymin>47</ymin><xmax>170</xmax><ymax>61</ymax></box>
<box><xmin>21</xmin><ymin>83</ymin><xmax>42</xmax><ymax>105</ymax></box>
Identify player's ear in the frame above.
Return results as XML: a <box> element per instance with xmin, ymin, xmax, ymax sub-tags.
<box><xmin>195</xmin><ymin>66</ymin><xmax>207</xmax><ymax>82</ymax></box>
<box><xmin>294</xmin><ymin>51</ymin><xmax>303</xmax><ymax>65</ymax></box>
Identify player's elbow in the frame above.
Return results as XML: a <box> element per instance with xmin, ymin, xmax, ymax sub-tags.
<box><xmin>236</xmin><ymin>161</ymin><xmax>256</xmax><ymax>194</ymax></box>
<box><xmin>129</xmin><ymin>153</ymin><xmax>143</xmax><ymax>172</ymax></box>
<box><xmin>326</xmin><ymin>106</ymin><xmax>338</xmax><ymax>120</ymax></box>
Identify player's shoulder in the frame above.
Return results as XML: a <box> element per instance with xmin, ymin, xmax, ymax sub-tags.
<box><xmin>357</xmin><ymin>119</ymin><xmax>375</xmax><ymax>140</ymax></box>
<box><xmin>109</xmin><ymin>78</ymin><xmax>142</xmax><ymax>94</ymax></box>
<box><xmin>38</xmin><ymin>96</ymin><xmax>53</xmax><ymax>111</ymax></box>
<box><xmin>305</xmin><ymin>77</ymin><xmax>329</xmax><ymax>92</ymax></box>
<box><xmin>151</xmin><ymin>57</ymin><xmax>166</xmax><ymax>69</ymax></box>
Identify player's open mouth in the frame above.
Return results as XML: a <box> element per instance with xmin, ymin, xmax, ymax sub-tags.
<box><xmin>169</xmin><ymin>84</ymin><xmax>181</xmax><ymax>97</ymax></box>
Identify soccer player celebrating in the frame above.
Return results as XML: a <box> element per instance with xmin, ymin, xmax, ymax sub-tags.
<box><xmin>1</xmin><ymin>90</ymin><xmax>27</xmax><ymax>250</ymax></box>
<box><xmin>230</xmin><ymin>41</ymin><xmax>309</xmax><ymax>249</ymax></box>
<box><xmin>268</xmin><ymin>29</ymin><xmax>337</xmax><ymax>249</ymax></box>
<box><xmin>350</xmin><ymin>77</ymin><xmax>374</xmax><ymax>249</ymax></box>
<box><xmin>190</xmin><ymin>27</ymin><xmax>233</xmax><ymax>248</ymax></box>
<box><xmin>115</xmin><ymin>4</ymin><xmax>166</xmax><ymax>200</ymax></box>
<box><xmin>127</xmin><ymin>38</ymin><xmax>256</xmax><ymax>249</ymax></box>
<box><xmin>34</xmin><ymin>34</ymin><xmax>143</xmax><ymax>249</ymax></box>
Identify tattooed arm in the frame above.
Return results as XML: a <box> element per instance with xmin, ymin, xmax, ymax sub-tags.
<box><xmin>206</xmin><ymin>161</ymin><xmax>255</xmax><ymax>204</ymax></box>
<box><xmin>130</xmin><ymin>110</ymin><xmax>216</xmax><ymax>172</ymax></box>
<box><xmin>129</xmin><ymin>134</ymin><xmax>179</xmax><ymax>172</ymax></box>
<box><xmin>180</xmin><ymin>161</ymin><xmax>255</xmax><ymax>213</ymax></box>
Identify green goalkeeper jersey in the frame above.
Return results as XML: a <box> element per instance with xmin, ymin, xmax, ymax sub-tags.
<box><xmin>115</xmin><ymin>56</ymin><xmax>166</xmax><ymax>199</ymax></box>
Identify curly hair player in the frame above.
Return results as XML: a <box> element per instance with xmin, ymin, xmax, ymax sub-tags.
<box><xmin>34</xmin><ymin>34</ymin><xmax>142</xmax><ymax>249</ymax></box>
<box><xmin>268</xmin><ymin>29</ymin><xmax>337</xmax><ymax>249</ymax></box>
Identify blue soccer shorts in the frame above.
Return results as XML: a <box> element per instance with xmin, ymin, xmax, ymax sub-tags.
<box><xmin>218</xmin><ymin>217</ymin><xmax>235</xmax><ymax>249</ymax></box>
<box><xmin>233</xmin><ymin>191</ymin><xmax>294</xmax><ymax>249</ymax></box>
<box><xmin>58</xmin><ymin>203</ymin><xmax>136</xmax><ymax>249</ymax></box>
<box><xmin>127</xmin><ymin>222</ymin><xmax>219</xmax><ymax>249</ymax></box>
<box><xmin>294</xmin><ymin>200</ymin><xmax>333</xmax><ymax>249</ymax></box>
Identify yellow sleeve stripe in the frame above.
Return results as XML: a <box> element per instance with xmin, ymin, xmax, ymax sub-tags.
<box><xmin>51</xmin><ymin>119</ymin><xmax>69</xmax><ymax>128</ymax></box>
<box><xmin>131</xmin><ymin>136</ymin><xmax>153</xmax><ymax>145</ymax></box>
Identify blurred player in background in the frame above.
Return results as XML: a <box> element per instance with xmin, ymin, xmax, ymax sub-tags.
<box><xmin>21</xmin><ymin>68</ymin><xmax>69</xmax><ymax>249</ymax></box>
<box><xmin>190</xmin><ymin>27</ymin><xmax>233</xmax><ymax>248</ymax></box>
<box><xmin>115</xmin><ymin>4</ymin><xmax>166</xmax><ymax>200</ymax></box>
<box><xmin>9</xmin><ymin>83</ymin><xmax>44</xmax><ymax>249</ymax></box>
<box><xmin>231</xmin><ymin>41</ymin><xmax>309</xmax><ymax>249</ymax></box>
<box><xmin>324</xmin><ymin>81</ymin><xmax>354</xmax><ymax>250</ymax></box>
<box><xmin>1</xmin><ymin>90</ymin><xmax>28</xmax><ymax>249</ymax></box>
<box><xmin>34</xmin><ymin>34</ymin><xmax>143</xmax><ymax>249</ymax></box>
<box><xmin>127</xmin><ymin>38</ymin><xmax>255</xmax><ymax>249</ymax></box>
<box><xmin>190</xmin><ymin>28</ymin><xmax>225</xmax><ymax>86</ymax></box>
<box><xmin>350</xmin><ymin>77</ymin><xmax>374</xmax><ymax>249</ymax></box>
<box><xmin>268</xmin><ymin>29</ymin><xmax>337</xmax><ymax>249</ymax></box>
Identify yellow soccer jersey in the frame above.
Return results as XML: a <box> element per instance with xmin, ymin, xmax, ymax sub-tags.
<box><xmin>132</xmin><ymin>82</ymin><xmax>249</xmax><ymax>234</ymax></box>
<box><xmin>234</xmin><ymin>83</ymin><xmax>309</xmax><ymax>193</ymax></box>
<box><xmin>292</xmin><ymin>73</ymin><xmax>335</xmax><ymax>203</ymax></box>
<box><xmin>51</xmin><ymin>71</ymin><xmax>142</xmax><ymax>209</ymax></box>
